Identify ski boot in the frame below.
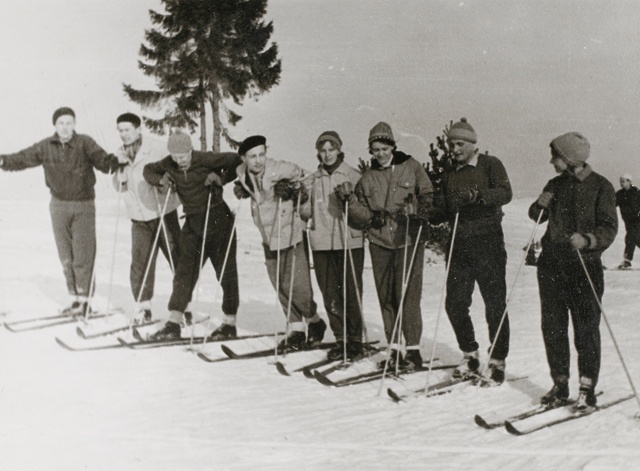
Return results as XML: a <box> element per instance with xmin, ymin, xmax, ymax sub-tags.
<box><xmin>148</xmin><ymin>321</ymin><xmax>181</xmax><ymax>341</ymax></box>
<box><xmin>207</xmin><ymin>323</ymin><xmax>237</xmax><ymax>341</ymax></box>
<box><xmin>452</xmin><ymin>350</ymin><xmax>480</xmax><ymax>379</ymax></box>
<box><xmin>306</xmin><ymin>318</ymin><xmax>327</xmax><ymax>345</ymax></box>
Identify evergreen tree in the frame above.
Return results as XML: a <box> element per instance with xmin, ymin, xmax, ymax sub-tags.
<box><xmin>123</xmin><ymin>0</ymin><xmax>281</xmax><ymax>151</ymax></box>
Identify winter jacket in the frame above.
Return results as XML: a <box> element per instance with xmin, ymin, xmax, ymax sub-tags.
<box><xmin>112</xmin><ymin>136</ymin><xmax>180</xmax><ymax>222</ymax></box>
<box><xmin>143</xmin><ymin>151</ymin><xmax>240</xmax><ymax>215</ymax></box>
<box><xmin>529</xmin><ymin>164</ymin><xmax>617</xmax><ymax>262</ymax></box>
<box><xmin>236</xmin><ymin>158</ymin><xmax>310</xmax><ymax>251</ymax></box>
<box><xmin>443</xmin><ymin>153</ymin><xmax>512</xmax><ymax>236</ymax></box>
<box><xmin>615</xmin><ymin>186</ymin><xmax>640</xmax><ymax>227</ymax></box>
<box><xmin>348</xmin><ymin>151</ymin><xmax>433</xmax><ymax>249</ymax></box>
<box><xmin>303</xmin><ymin>161</ymin><xmax>364</xmax><ymax>251</ymax></box>
<box><xmin>0</xmin><ymin>132</ymin><xmax>123</xmax><ymax>201</ymax></box>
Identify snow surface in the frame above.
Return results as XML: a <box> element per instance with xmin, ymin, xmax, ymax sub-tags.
<box><xmin>1</xmin><ymin>181</ymin><xmax>640</xmax><ymax>471</ymax></box>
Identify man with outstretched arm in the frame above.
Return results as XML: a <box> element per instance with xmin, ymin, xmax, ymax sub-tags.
<box><xmin>234</xmin><ymin>135</ymin><xmax>325</xmax><ymax>351</ymax></box>
<box><xmin>112</xmin><ymin>113</ymin><xmax>181</xmax><ymax>322</ymax></box>
<box><xmin>0</xmin><ymin>107</ymin><xmax>126</xmax><ymax>316</ymax></box>
<box><xmin>143</xmin><ymin>131</ymin><xmax>241</xmax><ymax>341</ymax></box>
<box><xmin>529</xmin><ymin>131</ymin><xmax>617</xmax><ymax>411</ymax></box>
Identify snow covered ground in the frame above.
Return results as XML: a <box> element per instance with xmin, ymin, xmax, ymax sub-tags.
<box><xmin>1</xmin><ymin>182</ymin><xmax>639</xmax><ymax>471</ymax></box>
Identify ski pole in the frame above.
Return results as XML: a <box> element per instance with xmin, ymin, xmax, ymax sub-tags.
<box><xmin>273</xmin><ymin>197</ymin><xmax>283</xmax><ymax>359</ymax></box>
<box><xmin>342</xmin><ymin>199</ymin><xmax>350</xmax><ymax>364</ymax></box>
<box><xmin>104</xmin><ymin>183</ymin><xmax>124</xmax><ymax>320</ymax></box>
<box><xmin>576</xmin><ymin>249</ymin><xmax>640</xmax><ymax>414</ymax></box>
<box><xmin>197</xmin><ymin>199</ymin><xmax>242</xmax><ymax>349</ymax></box>
<box><xmin>128</xmin><ymin>187</ymin><xmax>174</xmax><ymax>329</ymax></box>
<box><xmin>153</xmin><ymin>187</ymin><xmax>176</xmax><ymax>273</ymax></box>
<box><xmin>377</xmin><ymin>222</ymin><xmax>424</xmax><ymax>396</ymax></box>
<box><xmin>423</xmin><ymin>211</ymin><xmax>459</xmax><ymax>395</ymax></box>
<box><xmin>282</xmin><ymin>192</ymin><xmax>302</xmax><ymax>358</ymax></box>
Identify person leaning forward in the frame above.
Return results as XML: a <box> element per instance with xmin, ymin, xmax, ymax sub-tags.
<box><xmin>0</xmin><ymin>107</ymin><xmax>127</xmax><ymax>316</ymax></box>
<box><xmin>142</xmin><ymin>131</ymin><xmax>242</xmax><ymax>341</ymax></box>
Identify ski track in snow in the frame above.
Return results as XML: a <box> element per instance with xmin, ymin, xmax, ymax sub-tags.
<box><xmin>1</xmin><ymin>190</ymin><xmax>640</xmax><ymax>471</ymax></box>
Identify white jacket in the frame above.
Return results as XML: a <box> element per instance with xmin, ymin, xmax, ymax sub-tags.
<box><xmin>112</xmin><ymin>136</ymin><xmax>181</xmax><ymax>221</ymax></box>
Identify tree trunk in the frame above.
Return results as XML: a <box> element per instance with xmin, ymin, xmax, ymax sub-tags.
<box><xmin>210</xmin><ymin>94</ymin><xmax>221</xmax><ymax>153</ymax></box>
<box><xmin>198</xmin><ymin>79</ymin><xmax>207</xmax><ymax>151</ymax></box>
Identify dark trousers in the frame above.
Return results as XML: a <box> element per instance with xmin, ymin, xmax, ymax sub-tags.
<box><xmin>623</xmin><ymin>225</ymin><xmax>640</xmax><ymax>261</ymax></box>
<box><xmin>537</xmin><ymin>253</ymin><xmax>603</xmax><ymax>386</ymax></box>
<box><xmin>445</xmin><ymin>229</ymin><xmax>510</xmax><ymax>360</ymax></box>
<box><xmin>369</xmin><ymin>243</ymin><xmax>424</xmax><ymax>347</ymax></box>
<box><xmin>263</xmin><ymin>241</ymin><xmax>317</xmax><ymax>323</ymax></box>
<box><xmin>49</xmin><ymin>197</ymin><xmax>96</xmax><ymax>297</ymax></box>
<box><xmin>168</xmin><ymin>204</ymin><xmax>239</xmax><ymax>314</ymax></box>
<box><xmin>130</xmin><ymin>210</ymin><xmax>181</xmax><ymax>303</ymax></box>
<box><xmin>312</xmin><ymin>248</ymin><xmax>364</xmax><ymax>342</ymax></box>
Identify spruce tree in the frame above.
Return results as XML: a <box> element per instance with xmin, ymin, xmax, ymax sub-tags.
<box><xmin>123</xmin><ymin>0</ymin><xmax>281</xmax><ymax>151</ymax></box>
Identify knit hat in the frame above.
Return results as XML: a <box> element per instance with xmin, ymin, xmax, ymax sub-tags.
<box><xmin>447</xmin><ymin>118</ymin><xmax>477</xmax><ymax>143</ymax></box>
<box><xmin>621</xmin><ymin>173</ymin><xmax>633</xmax><ymax>182</ymax></box>
<box><xmin>550</xmin><ymin>132</ymin><xmax>590</xmax><ymax>167</ymax></box>
<box><xmin>52</xmin><ymin>107</ymin><xmax>76</xmax><ymax>125</ymax></box>
<box><xmin>167</xmin><ymin>131</ymin><xmax>193</xmax><ymax>153</ymax></box>
<box><xmin>238</xmin><ymin>135</ymin><xmax>266</xmax><ymax>156</ymax></box>
<box><xmin>117</xmin><ymin>112</ymin><xmax>141</xmax><ymax>128</ymax></box>
<box><xmin>315</xmin><ymin>131</ymin><xmax>342</xmax><ymax>150</ymax></box>
<box><xmin>368</xmin><ymin>122</ymin><xmax>395</xmax><ymax>145</ymax></box>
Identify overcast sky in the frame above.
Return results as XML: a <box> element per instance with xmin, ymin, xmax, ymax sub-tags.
<box><xmin>0</xmin><ymin>0</ymin><xmax>639</xmax><ymax>200</ymax></box>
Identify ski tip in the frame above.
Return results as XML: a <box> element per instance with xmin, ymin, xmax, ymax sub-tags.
<box><xmin>132</xmin><ymin>327</ymin><xmax>143</xmax><ymax>342</ymax></box>
<box><xmin>75</xmin><ymin>326</ymin><xmax>87</xmax><ymax>339</ymax></box>
<box><xmin>313</xmin><ymin>370</ymin><xmax>335</xmax><ymax>386</ymax></box>
<box><xmin>302</xmin><ymin>367</ymin><xmax>315</xmax><ymax>379</ymax></box>
<box><xmin>387</xmin><ymin>388</ymin><xmax>404</xmax><ymax>402</ymax></box>
<box><xmin>117</xmin><ymin>337</ymin><xmax>133</xmax><ymax>348</ymax></box>
<box><xmin>197</xmin><ymin>352</ymin><xmax>213</xmax><ymax>363</ymax></box>
<box><xmin>220</xmin><ymin>344</ymin><xmax>238</xmax><ymax>359</ymax></box>
<box><xmin>54</xmin><ymin>337</ymin><xmax>72</xmax><ymax>351</ymax></box>
<box><xmin>275</xmin><ymin>361</ymin><xmax>290</xmax><ymax>376</ymax></box>
<box><xmin>474</xmin><ymin>414</ymin><xmax>492</xmax><ymax>429</ymax></box>
<box><xmin>504</xmin><ymin>420</ymin><xmax>523</xmax><ymax>436</ymax></box>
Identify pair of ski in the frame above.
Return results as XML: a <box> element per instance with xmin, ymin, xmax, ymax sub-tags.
<box><xmin>4</xmin><ymin>311</ymin><xmax>112</xmax><ymax>333</ymax></box>
<box><xmin>475</xmin><ymin>392</ymin><xmax>635</xmax><ymax>435</ymax></box>
<box><xmin>197</xmin><ymin>339</ymin><xmax>336</xmax><ymax>363</ymax></box>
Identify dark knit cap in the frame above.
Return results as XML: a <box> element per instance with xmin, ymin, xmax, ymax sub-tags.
<box><xmin>447</xmin><ymin>118</ymin><xmax>477</xmax><ymax>143</ymax></box>
<box><xmin>315</xmin><ymin>131</ymin><xmax>342</xmax><ymax>150</ymax></box>
<box><xmin>368</xmin><ymin>122</ymin><xmax>395</xmax><ymax>145</ymax></box>
<box><xmin>167</xmin><ymin>131</ymin><xmax>193</xmax><ymax>153</ymax></box>
<box><xmin>117</xmin><ymin>112</ymin><xmax>141</xmax><ymax>128</ymax></box>
<box><xmin>52</xmin><ymin>107</ymin><xmax>76</xmax><ymax>125</ymax></box>
<box><xmin>238</xmin><ymin>135</ymin><xmax>267</xmax><ymax>156</ymax></box>
<box><xmin>550</xmin><ymin>132</ymin><xmax>590</xmax><ymax>167</ymax></box>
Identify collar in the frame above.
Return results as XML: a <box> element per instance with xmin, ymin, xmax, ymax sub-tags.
<box><xmin>52</xmin><ymin>131</ymin><xmax>76</xmax><ymax>146</ymax></box>
<box><xmin>370</xmin><ymin>150</ymin><xmax>411</xmax><ymax>170</ymax></box>
<box><xmin>455</xmin><ymin>150</ymin><xmax>479</xmax><ymax>171</ymax></box>
<box><xmin>570</xmin><ymin>163</ymin><xmax>592</xmax><ymax>182</ymax></box>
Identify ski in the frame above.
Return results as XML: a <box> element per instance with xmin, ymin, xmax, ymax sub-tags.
<box><xmin>276</xmin><ymin>357</ymin><xmax>333</xmax><ymax>376</ymax></box>
<box><xmin>220</xmin><ymin>341</ymin><xmax>335</xmax><ymax>360</ymax></box>
<box><xmin>193</xmin><ymin>332</ymin><xmax>287</xmax><ymax>362</ymax></box>
<box><xmin>116</xmin><ymin>335</ymin><xmax>206</xmax><ymax>349</ymax></box>
<box><xmin>504</xmin><ymin>394</ymin><xmax>635</xmax><ymax>435</ymax></box>
<box><xmin>4</xmin><ymin>312</ymin><xmax>110</xmax><ymax>333</ymax></box>
<box><xmin>315</xmin><ymin>362</ymin><xmax>457</xmax><ymax>388</ymax></box>
<box><xmin>76</xmin><ymin>319</ymin><xmax>160</xmax><ymax>339</ymax></box>
<box><xmin>55</xmin><ymin>337</ymin><xmax>128</xmax><ymax>352</ymax></box>
<box><xmin>278</xmin><ymin>342</ymin><xmax>383</xmax><ymax>377</ymax></box>
<box><xmin>474</xmin><ymin>391</ymin><xmax>604</xmax><ymax>430</ymax></box>
<box><xmin>388</xmin><ymin>376</ymin><xmax>472</xmax><ymax>402</ymax></box>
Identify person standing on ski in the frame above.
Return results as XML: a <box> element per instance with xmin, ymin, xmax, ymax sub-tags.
<box><xmin>529</xmin><ymin>132</ymin><xmax>617</xmax><ymax>411</ymax></box>
<box><xmin>234</xmin><ymin>135</ymin><xmax>325</xmax><ymax>351</ymax></box>
<box><xmin>112</xmin><ymin>113</ymin><xmax>181</xmax><ymax>323</ymax></box>
<box><xmin>442</xmin><ymin>118</ymin><xmax>512</xmax><ymax>385</ymax></box>
<box><xmin>335</xmin><ymin>122</ymin><xmax>433</xmax><ymax>370</ymax></box>
<box><xmin>301</xmin><ymin>131</ymin><xmax>365</xmax><ymax>361</ymax></box>
<box><xmin>0</xmin><ymin>107</ymin><xmax>127</xmax><ymax>316</ymax></box>
<box><xmin>614</xmin><ymin>174</ymin><xmax>640</xmax><ymax>269</ymax></box>
<box><xmin>142</xmin><ymin>131</ymin><xmax>241</xmax><ymax>341</ymax></box>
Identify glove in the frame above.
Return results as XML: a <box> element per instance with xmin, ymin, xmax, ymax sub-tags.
<box><xmin>233</xmin><ymin>181</ymin><xmax>250</xmax><ymax>199</ymax></box>
<box><xmin>358</xmin><ymin>158</ymin><xmax>371</xmax><ymax>173</ymax></box>
<box><xmin>157</xmin><ymin>173</ymin><xmax>175</xmax><ymax>193</ymax></box>
<box><xmin>204</xmin><ymin>172</ymin><xmax>223</xmax><ymax>188</ymax></box>
<box><xmin>536</xmin><ymin>191</ymin><xmax>554</xmax><ymax>208</ymax></box>
<box><xmin>334</xmin><ymin>182</ymin><xmax>354</xmax><ymax>203</ymax></box>
<box><xmin>274</xmin><ymin>179</ymin><xmax>301</xmax><ymax>201</ymax></box>
<box><xmin>116</xmin><ymin>169</ymin><xmax>128</xmax><ymax>191</ymax></box>
<box><xmin>569</xmin><ymin>233</ymin><xmax>589</xmax><ymax>251</ymax></box>
<box><xmin>450</xmin><ymin>188</ymin><xmax>480</xmax><ymax>208</ymax></box>
<box><xmin>369</xmin><ymin>210</ymin><xmax>387</xmax><ymax>230</ymax></box>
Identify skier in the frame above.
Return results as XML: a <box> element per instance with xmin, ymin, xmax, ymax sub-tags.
<box><xmin>529</xmin><ymin>131</ymin><xmax>617</xmax><ymax>411</ymax></box>
<box><xmin>441</xmin><ymin>118</ymin><xmax>513</xmax><ymax>385</ymax></box>
<box><xmin>0</xmin><ymin>107</ymin><xmax>127</xmax><ymax>316</ymax></box>
<box><xmin>234</xmin><ymin>135</ymin><xmax>326</xmax><ymax>350</ymax></box>
<box><xmin>335</xmin><ymin>122</ymin><xmax>433</xmax><ymax>370</ymax></box>
<box><xmin>614</xmin><ymin>174</ymin><xmax>640</xmax><ymax>269</ymax></box>
<box><xmin>142</xmin><ymin>131</ymin><xmax>242</xmax><ymax>341</ymax></box>
<box><xmin>301</xmin><ymin>131</ymin><xmax>365</xmax><ymax>361</ymax></box>
<box><xmin>112</xmin><ymin>113</ymin><xmax>181</xmax><ymax>322</ymax></box>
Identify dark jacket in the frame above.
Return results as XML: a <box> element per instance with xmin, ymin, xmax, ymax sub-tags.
<box><xmin>143</xmin><ymin>151</ymin><xmax>241</xmax><ymax>215</ymax></box>
<box><xmin>444</xmin><ymin>153</ymin><xmax>512</xmax><ymax>236</ymax></box>
<box><xmin>615</xmin><ymin>186</ymin><xmax>640</xmax><ymax>227</ymax></box>
<box><xmin>0</xmin><ymin>132</ymin><xmax>122</xmax><ymax>201</ymax></box>
<box><xmin>529</xmin><ymin>164</ymin><xmax>617</xmax><ymax>262</ymax></box>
